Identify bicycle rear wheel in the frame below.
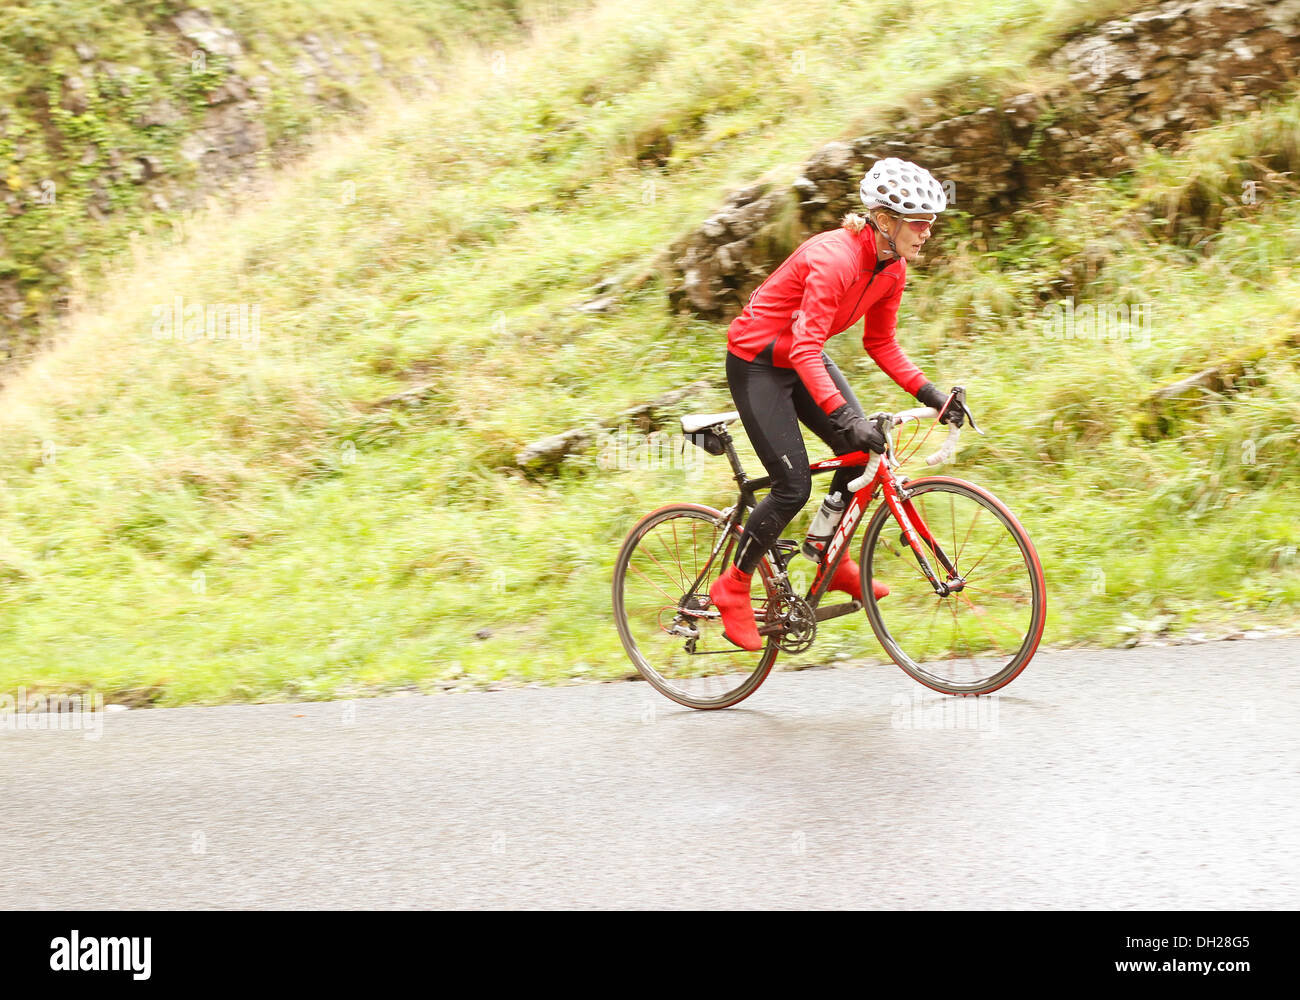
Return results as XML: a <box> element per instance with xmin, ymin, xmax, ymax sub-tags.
<box><xmin>613</xmin><ymin>503</ymin><xmax>779</xmax><ymax>709</ymax></box>
<box><xmin>860</xmin><ymin>477</ymin><xmax>1045</xmax><ymax>695</ymax></box>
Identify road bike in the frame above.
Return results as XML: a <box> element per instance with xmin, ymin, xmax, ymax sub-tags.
<box><xmin>611</xmin><ymin>389</ymin><xmax>1046</xmax><ymax>709</ymax></box>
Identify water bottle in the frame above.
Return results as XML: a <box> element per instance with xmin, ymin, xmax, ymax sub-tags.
<box><xmin>802</xmin><ymin>491</ymin><xmax>846</xmax><ymax>562</ymax></box>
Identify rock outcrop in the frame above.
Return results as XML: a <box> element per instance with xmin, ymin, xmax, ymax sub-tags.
<box><xmin>514</xmin><ymin>379</ymin><xmax>716</xmax><ymax>474</ymax></box>
<box><xmin>666</xmin><ymin>0</ymin><xmax>1300</xmax><ymax>320</ymax></box>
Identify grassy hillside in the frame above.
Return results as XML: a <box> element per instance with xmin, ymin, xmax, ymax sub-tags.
<box><xmin>0</xmin><ymin>0</ymin><xmax>586</xmax><ymax>358</ymax></box>
<box><xmin>1</xmin><ymin>0</ymin><xmax>1297</xmax><ymax>705</ymax></box>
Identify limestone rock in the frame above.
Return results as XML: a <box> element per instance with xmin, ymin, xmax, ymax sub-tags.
<box><xmin>516</xmin><ymin>428</ymin><xmax>596</xmax><ymax>474</ymax></box>
<box><xmin>172</xmin><ymin>9</ymin><xmax>244</xmax><ymax>59</ymax></box>
<box><xmin>665</xmin><ymin>0</ymin><xmax>1300</xmax><ymax>321</ymax></box>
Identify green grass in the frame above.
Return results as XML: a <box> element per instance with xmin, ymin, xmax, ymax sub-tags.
<box><xmin>1</xmin><ymin>0</ymin><xmax>1297</xmax><ymax>705</ymax></box>
<box><xmin>0</xmin><ymin>0</ymin><xmax>588</xmax><ymax>353</ymax></box>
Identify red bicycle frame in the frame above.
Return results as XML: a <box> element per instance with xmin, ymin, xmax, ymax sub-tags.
<box><xmin>806</xmin><ymin>445</ymin><xmax>956</xmax><ymax>605</ymax></box>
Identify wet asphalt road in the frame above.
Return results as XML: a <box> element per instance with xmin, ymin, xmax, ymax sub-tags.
<box><xmin>3</xmin><ymin>637</ymin><xmax>1298</xmax><ymax>909</ymax></box>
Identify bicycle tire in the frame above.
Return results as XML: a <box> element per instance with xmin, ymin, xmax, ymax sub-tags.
<box><xmin>612</xmin><ymin>502</ymin><xmax>780</xmax><ymax>709</ymax></box>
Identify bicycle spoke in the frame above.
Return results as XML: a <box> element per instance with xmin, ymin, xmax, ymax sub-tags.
<box><xmin>924</xmin><ymin>595</ymin><xmax>944</xmax><ymax>645</ymax></box>
<box><xmin>954</xmin><ymin>503</ymin><xmax>983</xmax><ymax>569</ymax></box>
<box><xmin>950</xmin><ymin>492</ymin><xmax>961</xmax><ymax>569</ymax></box>
<box><xmin>641</xmin><ymin>535</ymin><xmax>689</xmax><ymax>594</ymax></box>
<box><xmin>626</xmin><ymin>559</ymin><xmax>684</xmax><ymax>607</ymax></box>
<box><xmin>962</xmin><ymin>583</ymin><xmax>1032</xmax><ymax>604</ymax></box>
<box><xmin>955</xmin><ymin>591</ymin><xmax>1010</xmax><ymax>656</ymax></box>
<box><xmin>907</xmin><ymin>499</ymin><xmax>961</xmax><ymax>584</ymax></box>
<box><xmin>962</xmin><ymin>528</ymin><xmax>1015</xmax><ymax>579</ymax></box>
<box><xmin>962</xmin><ymin>561</ymin><xmax>1025</xmax><ymax>587</ymax></box>
<box><xmin>660</xmin><ymin>526</ymin><xmax>688</xmax><ymax>595</ymax></box>
<box><xmin>673</xmin><ymin>520</ymin><xmax>696</xmax><ymax>595</ymax></box>
<box><xmin>947</xmin><ymin>596</ymin><xmax>982</xmax><ymax>676</ymax></box>
<box><xmin>886</xmin><ymin>518</ymin><xmax>939</xmax><ymax>585</ymax></box>
<box><xmin>691</xmin><ymin>520</ymin><xmax>700</xmax><ymax>587</ymax></box>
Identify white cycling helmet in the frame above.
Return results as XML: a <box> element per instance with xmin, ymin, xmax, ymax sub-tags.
<box><xmin>859</xmin><ymin>158</ymin><xmax>947</xmax><ymax>216</ymax></box>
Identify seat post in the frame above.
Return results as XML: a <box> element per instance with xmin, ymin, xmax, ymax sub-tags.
<box><xmin>716</xmin><ymin>428</ymin><xmax>758</xmax><ymax>506</ymax></box>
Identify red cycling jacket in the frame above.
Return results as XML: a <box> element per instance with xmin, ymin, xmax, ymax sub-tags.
<box><xmin>726</xmin><ymin>222</ymin><xmax>927</xmax><ymax>414</ymax></box>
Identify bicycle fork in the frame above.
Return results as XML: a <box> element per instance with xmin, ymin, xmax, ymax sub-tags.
<box><xmin>880</xmin><ymin>476</ymin><xmax>963</xmax><ymax>596</ymax></box>
<box><xmin>845</xmin><ymin>456</ymin><xmax>962</xmax><ymax>598</ymax></box>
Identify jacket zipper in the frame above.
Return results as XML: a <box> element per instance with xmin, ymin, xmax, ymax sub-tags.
<box><xmin>847</xmin><ymin>229</ymin><xmax>896</xmax><ymax>318</ymax></box>
<box><xmin>849</xmin><ymin>263</ymin><xmax>889</xmax><ymax>319</ymax></box>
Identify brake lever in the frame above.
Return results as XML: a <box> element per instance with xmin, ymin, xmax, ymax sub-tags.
<box><xmin>948</xmin><ymin>386</ymin><xmax>983</xmax><ymax>436</ymax></box>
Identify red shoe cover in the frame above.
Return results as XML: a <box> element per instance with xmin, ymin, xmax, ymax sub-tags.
<box><xmin>708</xmin><ymin>565</ymin><xmax>763</xmax><ymax>651</ymax></box>
<box><xmin>829</xmin><ymin>558</ymin><xmax>889</xmax><ymax>601</ymax></box>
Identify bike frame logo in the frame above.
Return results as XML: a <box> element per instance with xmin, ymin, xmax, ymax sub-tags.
<box><xmin>822</xmin><ymin>497</ymin><xmax>865</xmax><ymax>571</ymax></box>
<box><xmin>1040</xmin><ymin>297</ymin><xmax>1153</xmax><ymax>347</ymax></box>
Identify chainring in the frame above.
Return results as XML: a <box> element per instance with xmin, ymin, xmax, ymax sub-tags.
<box><xmin>767</xmin><ymin>591</ymin><xmax>817</xmax><ymax>654</ymax></box>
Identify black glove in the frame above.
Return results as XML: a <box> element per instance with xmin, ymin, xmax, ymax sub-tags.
<box><xmin>915</xmin><ymin>382</ymin><xmax>964</xmax><ymax>427</ymax></box>
<box><xmin>828</xmin><ymin>403</ymin><xmax>885</xmax><ymax>454</ymax></box>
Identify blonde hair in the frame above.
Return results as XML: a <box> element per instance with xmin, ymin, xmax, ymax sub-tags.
<box><xmin>841</xmin><ymin>212</ymin><xmax>867</xmax><ymax>233</ymax></box>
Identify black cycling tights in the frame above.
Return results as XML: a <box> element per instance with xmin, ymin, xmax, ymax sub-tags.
<box><xmin>726</xmin><ymin>349</ymin><xmax>868</xmax><ymax>574</ymax></box>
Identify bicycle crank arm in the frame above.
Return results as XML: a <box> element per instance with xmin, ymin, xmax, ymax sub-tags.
<box><xmin>814</xmin><ymin>600</ymin><xmax>862</xmax><ymax>622</ymax></box>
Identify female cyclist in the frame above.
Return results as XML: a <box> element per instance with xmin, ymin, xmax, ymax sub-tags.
<box><xmin>708</xmin><ymin>158</ymin><xmax>964</xmax><ymax>651</ymax></box>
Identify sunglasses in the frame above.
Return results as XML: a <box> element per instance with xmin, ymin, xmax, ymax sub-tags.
<box><xmin>885</xmin><ymin>212</ymin><xmax>937</xmax><ymax>233</ymax></box>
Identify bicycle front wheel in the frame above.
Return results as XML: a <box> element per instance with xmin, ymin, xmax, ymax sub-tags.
<box><xmin>860</xmin><ymin>477</ymin><xmax>1046</xmax><ymax>695</ymax></box>
<box><xmin>613</xmin><ymin>503</ymin><xmax>780</xmax><ymax>709</ymax></box>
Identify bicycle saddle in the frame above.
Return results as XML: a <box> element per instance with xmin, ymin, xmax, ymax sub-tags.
<box><xmin>680</xmin><ymin>411</ymin><xmax>740</xmax><ymax>434</ymax></box>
